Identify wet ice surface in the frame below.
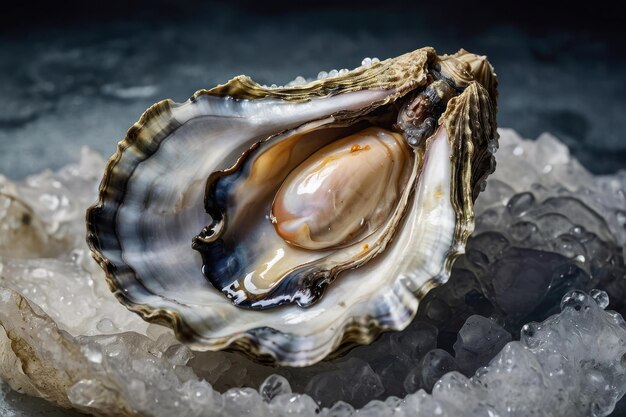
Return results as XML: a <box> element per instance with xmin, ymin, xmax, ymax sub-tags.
<box><xmin>0</xmin><ymin>129</ymin><xmax>625</xmax><ymax>416</ymax></box>
<box><xmin>1</xmin><ymin>6</ymin><xmax>626</xmax><ymax>179</ymax></box>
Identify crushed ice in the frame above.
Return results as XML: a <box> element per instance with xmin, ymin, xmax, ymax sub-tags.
<box><xmin>0</xmin><ymin>129</ymin><xmax>625</xmax><ymax>416</ymax></box>
<box><xmin>280</xmin><ymin>57</ymin><xmax>381</xmax><ymax>87</ymax></box>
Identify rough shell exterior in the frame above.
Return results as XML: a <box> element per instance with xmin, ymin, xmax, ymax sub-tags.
<box><xmin>86</xmin><ymin>47</ymin><xmax>497</xmax><ymax>365</ymax></box>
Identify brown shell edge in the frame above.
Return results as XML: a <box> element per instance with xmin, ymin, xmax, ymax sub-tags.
<box><xmin>438</xmin><ymin>64</ymin><xmax>499</xmax><ymax>276</ymax></box>
<box><xmin>85</xmin><ymin>46</ymin><xmax>498</xmax><ymax>366</ymax></box>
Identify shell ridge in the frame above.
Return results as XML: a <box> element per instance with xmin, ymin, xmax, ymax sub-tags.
<box><xmin>85</xmin><ymin>47</ymin><xmax>499</xmax><ymax>366</ymax></box>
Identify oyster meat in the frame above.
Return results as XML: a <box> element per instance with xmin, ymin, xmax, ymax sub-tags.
<box><xmin>86</xmin><ymin>47</ymin><xmax>498</xmax><ymax>365</ymax></box>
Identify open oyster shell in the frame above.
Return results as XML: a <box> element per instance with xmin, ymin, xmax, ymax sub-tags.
<box><xmin>86</xmin><ymin>47</ymin><xmax>497</xmax><ymax>365</ymax></box>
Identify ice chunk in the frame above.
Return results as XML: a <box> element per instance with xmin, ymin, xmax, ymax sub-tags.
<box><xmin>0</xmin><ymin>287</ymin><xmax>624</xmax><ymax>417</ymax></box>
<box><xmin>0</xmin><ymin>131</ymin><xmax>625</xmax><ymax>415</ymax></box>
<box><xmin>453</xmin><ymin>315</ymin><xmax>512</xmax><ymax>375</ymax></box>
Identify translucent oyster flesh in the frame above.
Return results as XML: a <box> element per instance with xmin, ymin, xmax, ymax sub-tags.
<box><xmin>86</xmin><ymin>47</ymin><xmax>498</xmax><ymax>365</ymax></box>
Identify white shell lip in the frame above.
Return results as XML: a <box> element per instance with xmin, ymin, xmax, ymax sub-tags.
<box><xmin>86</xmin><ymin>47</ymin><xmax>498</xmax><ymax>366</ymax></box>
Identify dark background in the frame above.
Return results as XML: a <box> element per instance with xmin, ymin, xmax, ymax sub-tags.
<box><xmin>1</xmin><ymin>1</ymin><xmax>625</xmax><ymax>176</ymax></box>
<box><xmin>2</xmin><ymin>1</ymin><xmax>624</xmax><ymax>35</ymax></box>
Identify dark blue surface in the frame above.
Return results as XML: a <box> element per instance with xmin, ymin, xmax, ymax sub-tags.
<box><xmin>1</xmin><ymin>2</ymin><xmax>625</xmax><ymax>178</ymax></box>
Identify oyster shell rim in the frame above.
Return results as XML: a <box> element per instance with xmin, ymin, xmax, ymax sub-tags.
<box><xmin>85</xmin><ymin>47</ymin><xmax>498</xmax><ymax>365</ymax></box>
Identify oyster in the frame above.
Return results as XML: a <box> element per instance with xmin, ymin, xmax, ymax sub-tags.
<box><xmin>86</xmin><ymin>47</ymin><xmax>497</xmax><ymax>365</ymax></box>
